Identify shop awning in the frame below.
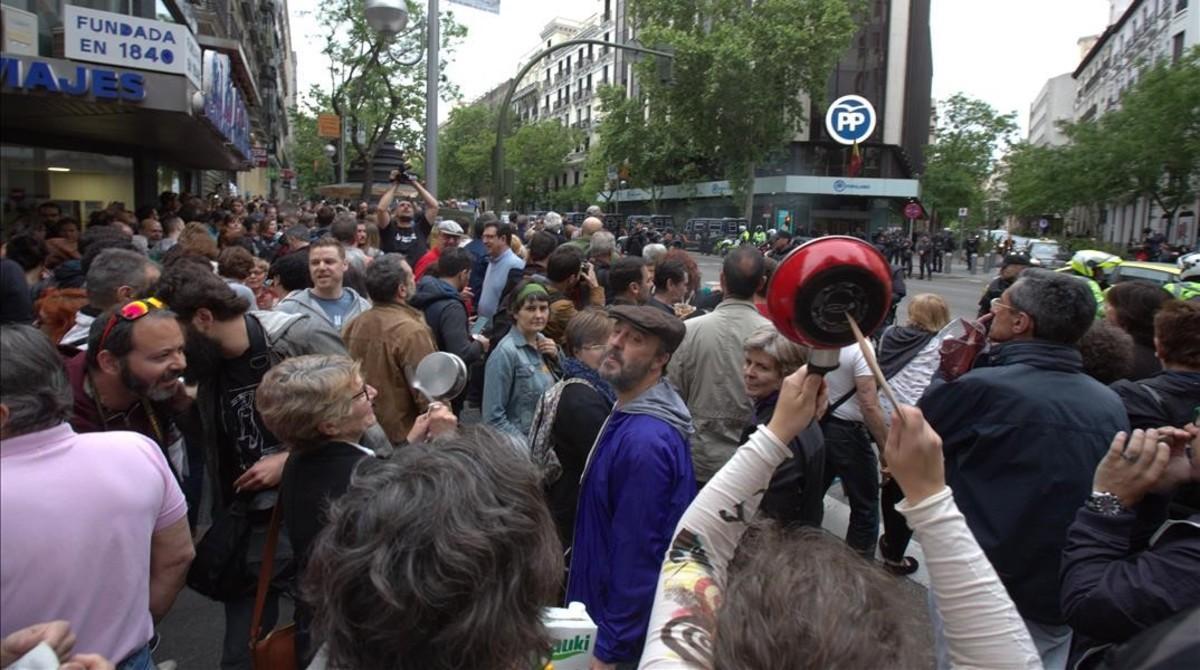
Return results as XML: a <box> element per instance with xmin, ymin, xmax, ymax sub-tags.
<box><xmin>1</xmin><ymin>54</ymin><xmax>247</xmax><ymax>171</ymax></box>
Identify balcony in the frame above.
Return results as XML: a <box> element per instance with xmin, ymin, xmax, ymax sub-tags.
<box><xmin>576</xmin><ymin>89</ymin><xmax>592</xmax><ymax>103</ymax></box>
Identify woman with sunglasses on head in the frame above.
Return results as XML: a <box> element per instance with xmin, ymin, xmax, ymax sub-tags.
<box><xmin>483</xmin><ymin>280</ymin><xmax>558</xmax><ymax>448</ymax></box>
<box><xmin>256</xmin><ymin>354</ymin><xmax>456</xmax><ymax>665</ymax></box>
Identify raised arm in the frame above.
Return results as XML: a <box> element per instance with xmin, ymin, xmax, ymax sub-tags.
<box><xmin>411</xmin><ymin>179</ymin><xmax>439</xmax><ymax>227</ymax></box>
<box><xmin>887</xmin><ymin>406</ymin><xmax>1042</xmax><ymax>670</ymax></box>
<box><xmin>377</xmin><ymin>182</ymin><xmax>399</xmax><ymax>228</ymax></box>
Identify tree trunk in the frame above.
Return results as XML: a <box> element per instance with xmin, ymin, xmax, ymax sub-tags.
<box><xmin>741</xmin><ymin>162</ymin><xmax>755</xmax><ymax>221</ymax></box>
<box><xmin>360</xmin><ymin>156</ymin><xmax>374</xmax><ymax>204</ymax></box>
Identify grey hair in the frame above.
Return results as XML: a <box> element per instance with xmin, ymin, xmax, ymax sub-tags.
<box><xmin>743</xmin><ymin>325</ymin><xmax>810</xmax><ymax>377</ymax></box>
<box><xmin>304</xmin><ymin>426</ymin><xmax>562</xmax><ymax>670</ymax></box>
<box><xmin>586</xmin><ymin>205</ymin><xmax>603</xmax><ymax>217</ymax></box>
<box><xmin>1008</xmin><ymin>268</ymin><xmax>1096</xmax><ymax>346</ymax></box>
<box><xmin>86</xmin><ymin>248</ymin><xmax>152</xmax><ymax>310</ymax></box>
<box><xmin>642</xmin><ymin>243</ymin><xmax>668</xmax><ymax>265</ymax></box>
<box><xmin>543</xmin><ymin>211</ymin><xmax>563</xmax><ymax>231</ymax></box>
<box><xmin>1</xmin><ymin>325</ymin><xmax>74</xmax><ymax>438</ymax></box>
<box><xmin>588</xmin><ymin>231</ymin><xmax>616</xmax><ymax>258</ymax></box>
<box><xmin>364</xmin><ymin>253</ymin><xmax>411</xmax><ymax>303</ymax></box>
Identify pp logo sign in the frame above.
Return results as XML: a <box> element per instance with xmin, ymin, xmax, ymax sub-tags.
<box><xmin>825</xmin><ymin>95</ymin><xmax>876</xmax><ymax>146</ymax></box>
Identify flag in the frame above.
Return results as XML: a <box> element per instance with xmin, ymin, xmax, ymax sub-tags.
<box><xmin>848</xmin><ymin>141</ymin><xmax>863</xmax><ymax>177</ymax></box>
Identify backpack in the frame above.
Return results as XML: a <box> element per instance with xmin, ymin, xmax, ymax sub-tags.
<box><xmin>528</xmin><ymin>378</ymin><xmax>595</xmax><ymax>486</ymax></box>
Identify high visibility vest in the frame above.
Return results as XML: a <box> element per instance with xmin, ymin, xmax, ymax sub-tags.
<box><xmin>1164</xmin><ymin>281</ymin><xmax>1200</xmax><ymax>301</ymax></box>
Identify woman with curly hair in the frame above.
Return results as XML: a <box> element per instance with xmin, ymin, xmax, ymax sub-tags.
<box><xmin>303</xmin><ymin>429</ymin><xmax>562</xmax><ymax>670</ymax></box>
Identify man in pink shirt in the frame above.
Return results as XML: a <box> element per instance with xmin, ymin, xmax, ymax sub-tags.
<box><xmin>1</xmin><ymin>324</ymin><xmax>194</xmax><ymax>668</ymax></box>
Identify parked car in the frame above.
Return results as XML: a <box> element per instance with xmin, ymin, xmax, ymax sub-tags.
<box><xmin>1026</xmin><ymin>239</ymin><xmax>1068</xmax><ymax>269</ymax></box>
<box><xmin>1107</xmin><ymin>261</ymin><xmax>1180</xmax><ymax>287</ymax></box>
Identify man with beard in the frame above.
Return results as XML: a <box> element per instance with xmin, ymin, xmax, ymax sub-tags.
<box><xmin>66</xmin><ymin>301</ymin><xmax>190</xmax><ymax>482</ymax></box>
<box><xmin>566</xmin><ymin>305</ymin><xmax>696</xmax><ymax>669</ymax></box>
<box><xmin>155</xmin><ymin>261</ymin><xmax>389</xmax><ymax>670</ymax></box>
<box><xmin>375</xmin><ymin>171</ymin><xmax>439</xmax><ymax>267</ymax></box>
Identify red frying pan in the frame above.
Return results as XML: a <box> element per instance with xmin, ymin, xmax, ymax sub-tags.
<box><xmin>765</xmin><ymin>236</ymin><xmax>894</xmax><ymax>374</ymax></box>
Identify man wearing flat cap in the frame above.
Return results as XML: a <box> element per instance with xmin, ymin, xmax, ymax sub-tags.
<box><xmin>566</xmin><ymin>305</ymin><xmax>696</xmax><ymax>670</ymax></box>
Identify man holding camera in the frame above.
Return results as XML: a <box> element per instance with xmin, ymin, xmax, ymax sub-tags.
<box><xmin>376</xmin><ymin>169</ymin><xmax>439</xmax><ymax>268</ymax></box>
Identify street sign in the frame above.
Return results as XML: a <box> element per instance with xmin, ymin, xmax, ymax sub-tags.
<box><xmin>317</xmin><ymin>114</ymin><xmax>341</xmax><ymax>139</ymax></box>
<box><xmin>824</xmin><ymin>95</ymin><xmax>876</xmax><ymax>146</ymax></box>
<box><xmin>904</xmin><ymin>202</ymin><xmax>923</xmax><ymax>220</ymax></box>
<box><xmin>252</xmin><ymin>145</ymin><xmax>268</xmax><ymax>168</ymax></box>
<box><xmin>958</xmin><ymin>207</ymin><xmax>969</xmax><ymax>219</ymax></box>
<box><xmin>449</xmin><ymin>0</ymin><xmax>499</xmax><ymax>13</ymax></box>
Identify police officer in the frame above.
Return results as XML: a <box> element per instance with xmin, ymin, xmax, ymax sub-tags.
<box><xmin>1065</xmin><ymin>250</ymin><xmax>1121</xmax><ymax>317</ymax></box>
<box><xmin>1164</xmin><ymin>252</ymin><xmax>1200</xmax><ymax>301</ymax></box>
<box><xmin>977</xmin><ymin>253</ymin><xmax>1032</xmax><ymax>317</ymax></box>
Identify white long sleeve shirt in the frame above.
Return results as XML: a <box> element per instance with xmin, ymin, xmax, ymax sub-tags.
<box><xmin>638</xmin><ymin>425</ymin><xmax>1042</xmax><ymax>669</ymax></box>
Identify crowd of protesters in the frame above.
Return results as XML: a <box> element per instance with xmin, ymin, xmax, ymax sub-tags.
<box><xmin>1</xmin><ymin>182</ymin><xmax>1197</xmax><ymax>670</ymax></box>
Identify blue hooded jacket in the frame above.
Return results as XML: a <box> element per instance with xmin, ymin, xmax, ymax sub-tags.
<box><xmin>918</xmin><ymin>340</ymin><xmax>1129</xmax><ymax>625</ymax></box>
<box><xmin>566</xmin><ymin>378</ymin><xmax>696</xmax><ymax>664</ymax></box>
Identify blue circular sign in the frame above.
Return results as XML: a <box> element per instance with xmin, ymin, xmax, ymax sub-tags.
<box><xmin>833</xmin><ymin>179</ymin><xmax>847</xmax><ymax>193</ymax></box>
<box><xmin>825</xmin><ymin>95</ymin><xmax>877</xmax><ymax>146</ymax></box>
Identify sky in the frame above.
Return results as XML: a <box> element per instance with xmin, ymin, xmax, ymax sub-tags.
<box><xmin>287</xmin><ymin>0</ymin><xmax>1114</xmax><ymax>136</ymax></box>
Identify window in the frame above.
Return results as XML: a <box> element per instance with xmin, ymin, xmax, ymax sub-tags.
<box><xmin>1173</xmin><ymin>31</ymin><xmax>1185</xmax><ymax>62</ymax></box>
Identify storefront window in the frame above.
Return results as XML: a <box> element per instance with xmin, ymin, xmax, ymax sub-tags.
<box><xmin>1</xmin><ymin>144</ymin><xmax>133</xmax><ymax>227</ymax></box>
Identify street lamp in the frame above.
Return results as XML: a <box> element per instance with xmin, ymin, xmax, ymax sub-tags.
<box><xmin>364</xmin><ymin>0</ymin><xmax>438</xmax><ymax>197</ymax></box>
<box><xmin>364</xmin><ymin>0</ymin><xmax>408</xmax><ymax>36</ymax></box>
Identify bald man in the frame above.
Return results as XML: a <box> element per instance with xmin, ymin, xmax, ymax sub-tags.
<box><xmin>568</xmin><ymin>216</ymin><xmax>604</xmax><ymax>254</ymax></box>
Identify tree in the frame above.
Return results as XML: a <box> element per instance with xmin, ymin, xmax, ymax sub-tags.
<box><xmin>999</xmin><ymin>49</ymin><xmax>1200</xmax><ymax>238</ymax></box>
<box><xmin>290</xmin><ymin>110</ymin><xmax>335</xmax><ymax>198</ymax></box>
<box><xmin>1082</xmin><ymin>49</ymin><xmax>1200</xmax><ymax>235</ymax></box>
<box><xmin>629</xmin><ymin>0</ymin><xmax>860</xmax><ymax>217</ymax></box>
<box><xmin>305</xmin><ymin>0</ymin><xmax>465</xmax><ymax>201</ymax></box>
<box><xmin>593</xmin><ymin>84</ymin><xmax>703</xmax><ymax>213</ymax></box>
<box><xmin>504</xmin><ymin>120</ymin><xmax>582</xmax><ymax>209</ymax></box>
<box><xmin>438</xmin><ymin>102</ymin><xmax>496</xmax><ymax>199</ymax></box>
<box><xmin>921</xmin><ymin>93</ymin><xmax>1018</xmax><ymax>228</ymax></box>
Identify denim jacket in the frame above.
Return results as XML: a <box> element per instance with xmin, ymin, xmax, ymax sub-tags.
<box><xmin>482</xmin><ymin>329</ymin><xmax>555</xmax><ymax>447</ymax></box>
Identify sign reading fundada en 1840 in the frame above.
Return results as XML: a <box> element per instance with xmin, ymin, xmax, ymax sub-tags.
<box><xmin>64</xmin><ymin>5</ymin><xmax>201</xmax><ymax>87</ymax></box>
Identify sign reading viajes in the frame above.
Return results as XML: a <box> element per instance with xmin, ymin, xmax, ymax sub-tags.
<box><xmin>64</xmin><ymin>5</ymin><xmax>201</xmax><ymax>87</ymax></box>
<box><xmin>448</xmin><ymin>0</ymin><xmax>500</xmax><ymax>14</ymax></box>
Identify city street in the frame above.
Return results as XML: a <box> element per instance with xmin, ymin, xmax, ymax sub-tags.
<box><xmin>692</xmin><ymin>250</ymin><xmax>993</xmax><ymax>323</ymax></box>
<box><xmin>153</xmin><ymin>247</ymin><xmax>983</xmax><ymax>668</ymax></box>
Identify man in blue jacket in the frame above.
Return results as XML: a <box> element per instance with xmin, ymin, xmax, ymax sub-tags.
<box><xmin>567</xmin><ymin>305</ymin><xmax>695</xmax><ymax>669</ymax></box>
<box><xmin>919</xmin><ymin>268</ymin><xmax>1129</xmax><ymax>670</ymax></box>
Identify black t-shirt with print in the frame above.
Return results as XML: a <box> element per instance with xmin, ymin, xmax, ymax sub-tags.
<box><xmin>216</xmin><ymin>316</ymin><xmax>282</xmax><ymax>474</ymax></box>
<box><xmin>380</xmin><ymin>211</ymin><xmax>432</xmax><ymax>267</ymax></box>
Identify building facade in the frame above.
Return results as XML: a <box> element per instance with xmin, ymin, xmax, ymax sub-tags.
<box><xmin>475</xmin><ymin>0</ymin><xmax>932</xmax><ymax>237</ymax></box>
<box><xmin>1071</xmin><ymin>0</ymin><xmax>1199</xmax><ymax>246</ymax></box>
<box><xmin>1028</xmin><ymin>73</ymin><xmax>1076</xmax><ymax>147</ymax></box>
<box><xmin>1</xmin><ymin>0</ymin><xmax>295</xmax><ymax>228</ymax></box>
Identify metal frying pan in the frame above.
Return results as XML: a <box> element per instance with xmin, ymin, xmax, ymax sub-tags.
<box><xmin>411</xmin><ymin>352</ymin><xmax>469</xmax><ymax>403</ymax></box>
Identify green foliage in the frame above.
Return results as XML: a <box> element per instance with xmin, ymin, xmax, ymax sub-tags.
<box><xmin>504</xmin><ymin>120</ymin><xmax>582</xmax><ymax>209</ymax></box>
<box><xmin>627</xmin><ymin>0</ymin><xmax>860</xmax><ymax>215</ymax></box>
<box><xmin>1003</xmin><ymin>49</ymin><xmax>1200</xmax><ymax>229</ymax></box>
<box><xmin>921</xmin><ymin>93</ymin><xmax>1018</xmax><ymax>226</ymax></box>
<box><xmin>438</xmin><ymin>102</ymin><xmax>497</xmax><ymax>199</ymax></box>
<box><xmin>301</xmin><ymin>0</ymin><xmax>465</xmax><ymax>200</ymax></box>
<box><xmin>290</xmin><ymin>110</ymin><xmax>334</xmax><ymax>198</ymax></box>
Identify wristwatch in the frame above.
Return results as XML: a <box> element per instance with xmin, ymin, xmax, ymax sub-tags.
<box><xmin>1085</xmin><ymin>491</ymin><xmax>1130</xmax><ymax>516</ymax></box>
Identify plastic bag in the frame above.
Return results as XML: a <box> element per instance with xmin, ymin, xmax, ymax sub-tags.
<box><xmin>938</xmin><ymin>313</ymin><xmax>992</xmax><ymax>382</ymax></box>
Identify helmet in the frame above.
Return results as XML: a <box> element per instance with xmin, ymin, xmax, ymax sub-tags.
<box><xmin>1180</xmin><ymin>252</ymin><xmax>1200</xmax><ymax>281</ymax></box>
<box><xmin>1068</xmin><ymin>250</ymin><xmax>1120</xmax><ymax>278</ymax></box>
<box><xmin>739</xmin><ymin>226</ymin><xmax>747</xmax><ymax>233</ymax></box>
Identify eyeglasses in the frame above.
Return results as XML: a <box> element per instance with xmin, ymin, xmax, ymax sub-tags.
<box><xmin>990</xmin><ymin>297</ymin><xmax>1017</xmax><ymax>313</ymax></box>
<box><xmin>351</xmin><ymin>384</ymin><xmax>371</xmax><ymax>403</ymax></box>
<box><xmin>98</xmin><ymin>297</ymin><xmax>166</xmax><ymax>351</ymax></box>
